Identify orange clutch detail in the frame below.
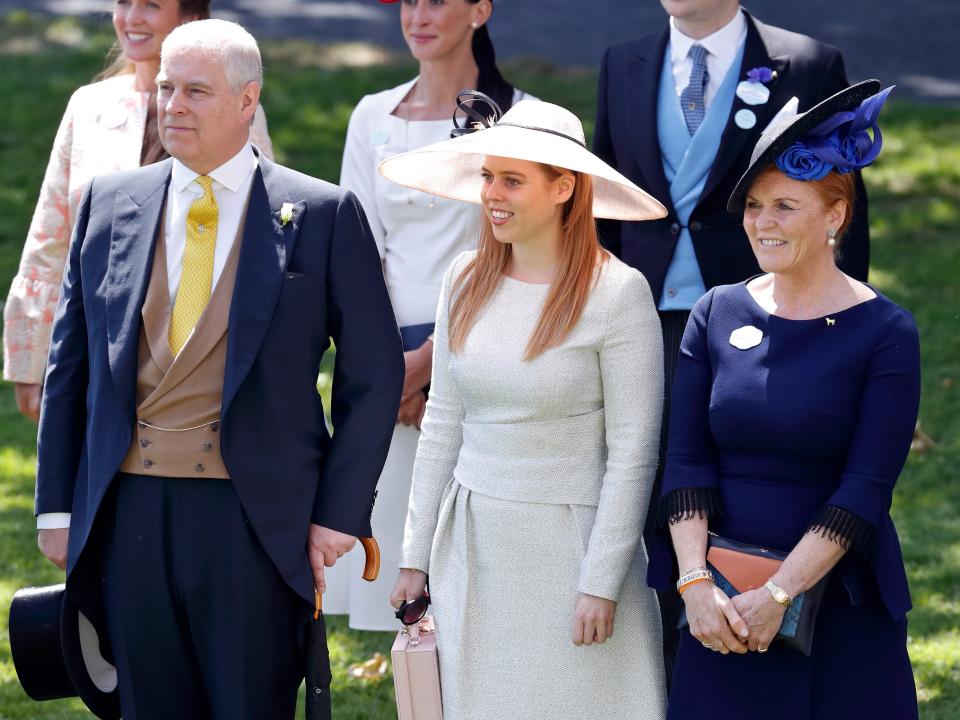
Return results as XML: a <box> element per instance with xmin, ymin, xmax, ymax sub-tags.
<box><xmin>706</xmin><ymin>546</ymin><xmax>783</xmax><ymax>594</ymax></box>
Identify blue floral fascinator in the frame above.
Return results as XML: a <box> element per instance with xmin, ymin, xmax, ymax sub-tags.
<box><xmin>728</xmin><ymin>80</ymin><xmax>893</xmax><ymax>211</ymax></box>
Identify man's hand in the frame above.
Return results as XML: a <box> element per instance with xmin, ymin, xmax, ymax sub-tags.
<box><xmin>308</xmin><ymin>524</ymin><xmax>357</xmax><ymax>593</ymax></box>
<box><xmin>15</xmin><ymin>383</ymin><xmax>41</xmax><ymax>423</ymax></box>
<box><xmin>38</xmin><ymin>528</ymin><xmax>69</xmax><ymax>570</ymax></box>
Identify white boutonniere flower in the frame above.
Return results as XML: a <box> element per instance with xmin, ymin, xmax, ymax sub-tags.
<box><xmin>280</xmin><ymin>202</ymin><xmax>296</xmax><ymax>227</ymax></box>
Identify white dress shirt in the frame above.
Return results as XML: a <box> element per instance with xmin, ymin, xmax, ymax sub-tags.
<box><xmin>37</xmin><ymin>144</ymin><xmax>259</xmax><ymax>531</ymax></box>
<box><xmin>165</xmin><ymin>143</ymin><xmax>258</xmax><ymax>301</ymax></box>
<box><xmin>669</xmin><ymin>9</ymin><xmax>748</xmax><ymax>110</ymax></box>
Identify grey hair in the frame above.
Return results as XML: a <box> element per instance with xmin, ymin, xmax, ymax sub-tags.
<box><xmin>161</xmin><ymin>19</ymin><xmax>263</xmax><ymax>93</ymax></box>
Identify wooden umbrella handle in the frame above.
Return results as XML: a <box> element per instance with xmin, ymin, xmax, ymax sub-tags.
<box><xmin>358</xmin><ymin>536</ymin><xmax>381</xmax><ymax>582</ymax></box>
<box><xmin>315</xmin><ymin>536</ymin><xmax>381</xmax><ymax>616</ymax></box>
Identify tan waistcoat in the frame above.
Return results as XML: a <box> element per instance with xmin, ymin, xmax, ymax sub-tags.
<box><xmin>119</xmin><ymin>209</ymin><xmax>245</xmax><ymax>478</ymax></box>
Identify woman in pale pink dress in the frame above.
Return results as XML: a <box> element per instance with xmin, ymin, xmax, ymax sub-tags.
<box><xmin>3</xmin><ymin>0</ymin><xmax>273</xmax><ymax>420</ymax></box>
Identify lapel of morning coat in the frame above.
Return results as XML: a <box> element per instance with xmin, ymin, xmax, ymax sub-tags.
<box><xmin>699</xmin><ymin>10</ymin><xmax>789</xmax><ymax>205</ymax></box>
<box><xmin>105</xmin><ymin>159</ymin><xmax>172</xmax><ymax>413</ymax></box>
<box><xmin>626</xmin><ymin>28</ymin><xmax>675</xmax><ymax>214</ymax></box>
<box><xmin>221</xmin><ymin>153</ymin><xmax>306</xmax><ymax>415</ymax></box>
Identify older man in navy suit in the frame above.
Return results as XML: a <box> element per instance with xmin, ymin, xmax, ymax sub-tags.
<box><xmin>35</xmin><ymin>19</ymin><xmax>403</xmax><ymax>718</ymax></box>
<box><xmin>595</xmin><ymin>0</ymin><xmax>869</xmax><ymax>683</ymax></box>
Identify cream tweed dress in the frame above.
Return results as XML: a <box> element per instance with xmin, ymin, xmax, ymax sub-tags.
<box><xmin>401</xmin><ymin>251</ymin><xmax>667</xmax><ymax>720</ymax></box>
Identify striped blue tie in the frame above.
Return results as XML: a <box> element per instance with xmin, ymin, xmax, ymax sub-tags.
<box><xmin>681</xmin><ymin>44</ymin><xmax>709</xmax><ymax>135</ymax></box>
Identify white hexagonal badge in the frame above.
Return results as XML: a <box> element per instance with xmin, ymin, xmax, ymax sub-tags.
<box><xmin>729</xmin><ymin>325</ymin><xmax>764</xmax><ymax>350</ymax></box>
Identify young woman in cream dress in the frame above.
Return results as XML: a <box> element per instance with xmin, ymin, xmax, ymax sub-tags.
<box><xmin>383</xmin><ymin>98</ymin><xmax>669</xmax><ymax>719</ymax></box>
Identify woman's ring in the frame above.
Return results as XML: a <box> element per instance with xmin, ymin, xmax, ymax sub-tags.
<box><xmin>702</xmin><ymin>642</ymin><xmax>713</xmax><ymax>649</ymax></box>
<box><xmin>758</xmin><ymin>646</ymin><xmax>769</xmax><ymax>654</ymax></box>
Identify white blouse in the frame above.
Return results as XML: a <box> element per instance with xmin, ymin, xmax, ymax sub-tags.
<box><xmin>339</xmin><ymin>79</ymin><xmax>529</xmax><ymax>328</ymax></box>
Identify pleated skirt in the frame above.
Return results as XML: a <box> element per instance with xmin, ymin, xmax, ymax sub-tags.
<box><xmin>429</xmin><ymin>480</ymin><xmax>667</xmax><ymax>720</ymax></box>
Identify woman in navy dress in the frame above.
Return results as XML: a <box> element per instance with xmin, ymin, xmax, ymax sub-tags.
<box><xmin>655</xmin><ymin>81</ymin><xmax>921</xmax><ymax>719</ymax></box>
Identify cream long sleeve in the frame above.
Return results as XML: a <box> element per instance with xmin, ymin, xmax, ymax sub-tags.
<box><xmin>401</xmin><ymin>251</ymin><xmax>664</xmax><ymax>600</ymax></box>
<box><xmin>400</xmin><ymin>256</ymin><xmax>466</xmax><ymax>572</ymax></box>
<box><xmin>579</xmin><ymin>270</ymin><xmax>663</xmax><ymax>599</ymax></box>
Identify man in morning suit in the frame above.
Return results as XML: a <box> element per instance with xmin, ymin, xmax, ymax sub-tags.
<box><xmin>34</xmin><ymin>19</ymin><xmax>403</xmax><ymax>718</ymax></box>
<box><xmin>594</xmin><ymin>0</ymin><xmax>870</xmax><ymax>682</ymax></box>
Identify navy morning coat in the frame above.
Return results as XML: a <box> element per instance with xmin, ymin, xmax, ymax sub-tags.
<box><xmin>594</xmin><ymin>10</ymin><xmax>871</xmax><ymax>299</ymax></box>
<box><xmin>35</xmin><ymin>154</ymin><xmax>404</xmax><ymax>604</ymax></box>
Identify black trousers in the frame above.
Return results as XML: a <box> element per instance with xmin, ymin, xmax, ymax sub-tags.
<box><xmin>648</xmin><ymin>309</ymin><xmax>690</xmax><ymax>689</ymax></box>
<box><xmin>100</xmin><ymin>473</ymin><xmax>309</xmax><ymax>720</ymax></box>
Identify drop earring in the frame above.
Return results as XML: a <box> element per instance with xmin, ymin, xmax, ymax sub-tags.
<box><xmin>827</xmin><ymin>228</ymin><xmax>837</xmax><ymax>246</ymax></box>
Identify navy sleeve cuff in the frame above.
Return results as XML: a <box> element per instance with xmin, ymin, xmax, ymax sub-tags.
<box><xmin>807</xmin><ymin>505</ymin><xmax>876</xmax><ymax>562</ymax></box>
<box><xmin>658</xmin><ymin>486</ymin><xmax>722</xmax><ymax>527</ymax></box>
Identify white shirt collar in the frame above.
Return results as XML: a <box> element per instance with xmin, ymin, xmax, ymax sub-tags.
<box><xmin>669</xmin><ymin>8</ymin><xmax>747</xmax><ymax>65</ymax></box>
<box><xmin>171</xmin><ymin>143</ymin><xmax>258</xmax><ymax>194</ymax></box>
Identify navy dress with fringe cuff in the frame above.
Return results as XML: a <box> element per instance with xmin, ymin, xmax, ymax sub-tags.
<box><xmin>658</xmin><ymin>281</ymin><xmax>920</xmax><ymax>720</ymax></box>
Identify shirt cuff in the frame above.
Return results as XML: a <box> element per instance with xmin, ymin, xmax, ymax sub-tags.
<box><xmin>37</xmin><ymin>513</ymin><xmax>71</xmax><ymax>530</ymax></box>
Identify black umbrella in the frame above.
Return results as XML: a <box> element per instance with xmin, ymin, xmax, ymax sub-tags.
<box><xmin>305</xmin><ymin>537</ymin><xmax>381</xmax><ymax>720</ymax></box>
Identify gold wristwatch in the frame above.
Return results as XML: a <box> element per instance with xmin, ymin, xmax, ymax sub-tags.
<box><xmin>764</xmin><ymin>579</ymin><xmax>793</xmax><ymax>607</ymax></box>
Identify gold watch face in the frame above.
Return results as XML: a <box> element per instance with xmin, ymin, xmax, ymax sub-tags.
<box><xmin>766</xmin><ymin>581</ymin><xmax>792</xmax><ymax>606</ymax></box>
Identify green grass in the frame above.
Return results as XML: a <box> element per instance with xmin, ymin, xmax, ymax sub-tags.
<box><xmin>0</xmin><ymin>11</ymin><xmax>958</xmax><ymax>719</ymax></box>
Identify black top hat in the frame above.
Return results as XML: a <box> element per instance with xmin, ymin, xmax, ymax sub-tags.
<box><xmin>9</xmin><ymin>584</ymin><xmax>121</xmax><ymax>719</ymax></box>
<box><xmin>728</xmin><ymin>79</ymin><xmax>884</xmax><ymax>212</ymax></box>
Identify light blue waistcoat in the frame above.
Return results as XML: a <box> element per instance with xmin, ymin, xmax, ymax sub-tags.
<box><xmin>657</xmin><ymin>41</ymin><xmax>746</xmax><ymax>310</ymax></box>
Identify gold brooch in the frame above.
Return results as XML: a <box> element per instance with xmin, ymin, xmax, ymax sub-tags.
<box><xmin>826</xmin><ymin>318</ymin><xmax>836</xmax><ymax>326</ymax></box>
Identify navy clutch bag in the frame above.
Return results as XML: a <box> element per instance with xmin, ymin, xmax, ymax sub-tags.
<box><xmin>677</xmin><ymin>533</ymin><xmax>830</xmax><ymax>655</ymax></box>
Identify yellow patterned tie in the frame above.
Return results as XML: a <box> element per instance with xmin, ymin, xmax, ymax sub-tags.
<box><xmin>169</xmin><ymin>175</ymin><xmax>218</xmax><ymax>355</ymax></box>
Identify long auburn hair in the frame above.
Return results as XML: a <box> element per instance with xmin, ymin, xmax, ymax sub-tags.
<box><xmin>448</xmin><ymin>165</ymin><xmax>606</xmax><ymax>360</ymax></box>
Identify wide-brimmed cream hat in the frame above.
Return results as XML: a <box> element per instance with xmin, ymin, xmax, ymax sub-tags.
<box><xmin>377</xmin><ymin>96</ymin><xmax>667</xmax><ymax>222</ymax></box>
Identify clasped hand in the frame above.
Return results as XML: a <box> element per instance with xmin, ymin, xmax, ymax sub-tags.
<box><xmin>682</xmin><ymin>582</ymin><xmax>786</xmax><ymax>654</ymax></box>
<box><xmin>390</xmin><ymin>568</ymin><xmax>428</xmax><ymax>610</ymax></box>
<box><xmin>730</xmin><ymin>587</ymin><xmax>788</xmax><ymax>652</ymax></box>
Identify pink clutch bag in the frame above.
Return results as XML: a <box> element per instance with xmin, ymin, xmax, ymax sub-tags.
<box><xmin>391</xmin><ymin>615</ymin><xmax>443</xmax><ymax>720</ymax></box>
